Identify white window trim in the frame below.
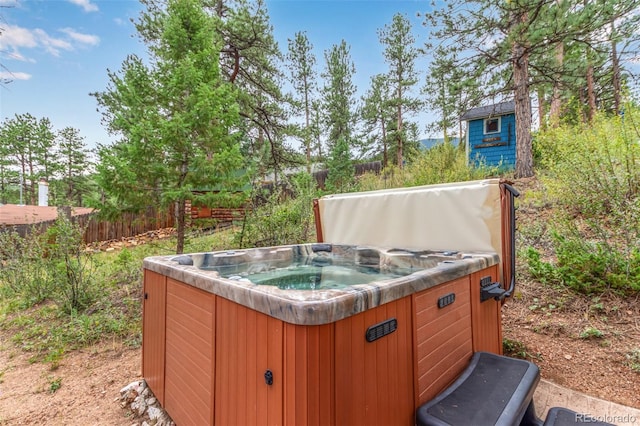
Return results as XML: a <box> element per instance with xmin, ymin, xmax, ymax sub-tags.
<box><xmin>483</xmin><ymin>117</ymin><xmax>501</xmax><ymax>135</ymax></box>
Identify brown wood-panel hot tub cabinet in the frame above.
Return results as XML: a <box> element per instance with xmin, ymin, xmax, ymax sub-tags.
<box><xmin>142</xmin><ymin>179</ymin><xmax>518</xmax><ymax>426</ymax></box>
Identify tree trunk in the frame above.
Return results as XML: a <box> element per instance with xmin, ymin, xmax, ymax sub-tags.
<box><xmin>537</xmin><ymin>87</ymin><xmax>546</xmax><ymax>130</ymax></box>
<box><xmin>549</xmin><ymin>41</ymin><xmax>564</xmax><ymax>127</ymax></box>
<box><xmin>175</xmin><ymin>199</ymin><xmax>186</xmax><ymax>255</ymax></box>
<box><xmin>381</xmin><ymin>117</ymin><xmax>388</xmax><ymax>168</ymax></box>
<box><xmin>611</xmin><ymin>21</ymin><xmax>621</xmax><ymax>114</ymax></box>
<box><xmin>513</xmin><ymin>40</ymin><xmax>534</xmax><ymax>178</ymax></box>
<box><xmin>304</xmin><ymin>75</ymin><xmax>311</xmax><ymax>173</ymax></box>
<box><xmin>396</xmin><ymin>82</ymin><xmax>403</xmax><ymax>168</ymax></box>
<box><xmin>586</xmin><ymin>57</ymin><xmax>596</xmax><ymax>122</ymax></box>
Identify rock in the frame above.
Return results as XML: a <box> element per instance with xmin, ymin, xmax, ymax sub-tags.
<box><xmin>147</xmin><ymin>406</ymin><xmax>161</xmax><ymax>420</ymax></box>
<box><xmin>120</xmin><ymin>381</ymin><xmax>142</xmax><ymax>394</ymax></box>
<box><xmin>119</xmin><ymin>379</ymin><xmax>174</xmax><ymax>425</ymax></box>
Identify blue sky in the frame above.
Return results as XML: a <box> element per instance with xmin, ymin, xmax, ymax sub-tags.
<box><xmin>0</xmin><ymin>0</ymin><xmax>436</xmax><ymax>150</ymax></box>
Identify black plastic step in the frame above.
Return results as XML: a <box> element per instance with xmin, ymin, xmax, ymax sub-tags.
<box><xmin>416</xmin><ymin>351</ymin><xmax>540</xmax><ymax>426</ymax></box>
<box><xmin>543</xmin><ymin>407</ymin><xmax>615</xmax><ymax>426</ymax></box>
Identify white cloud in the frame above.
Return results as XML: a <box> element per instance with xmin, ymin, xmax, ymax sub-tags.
<box><xmin>0</xmin><ymin>24</ymin><xmax>38</xmax><ymax>49</ymax></box>
<box><xmin>0</xmin><ymin>71</ymin><xmax>32</xmax><ymax>81</ymax></box>
<box><xmin>0</xmin><ymin>24</ymin><xmax>99</xmax><ymax>59</ymax></box>
<box><xmin>60</xmin><ymin>28</ymin><xmax>100</xmax><ymax>46</ymax></box>
<box><xmin>67</xmin><ymin>0</ymin><xmax>98</xmax><ymax>13</ymax></box>
<box><xmin>33</xmin><ymin>28</ymin><xmax>73</xmax><ymax>56</ymax></box>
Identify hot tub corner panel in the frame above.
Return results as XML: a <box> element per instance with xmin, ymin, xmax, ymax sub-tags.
<box><xmin>142</xmin><ymin>269</ymin><xmax>166</xmax><ymax>405</ymax></box>
<box><xmin>164</xmin><ymin>278</ymin><xmax>216</xmax><ymax>426</ymax></box>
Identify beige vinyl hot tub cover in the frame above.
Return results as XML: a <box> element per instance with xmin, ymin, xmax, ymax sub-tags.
<box><xmin>316</xmin><ymin>178</ymin><xmax>503</xmax><ymax>258</ymax></box>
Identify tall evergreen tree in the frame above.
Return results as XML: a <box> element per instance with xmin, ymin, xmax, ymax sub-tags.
<box><xmin>422</xmin><ymin>45</ymin><xmax>483</xmax><ymax>143</ymax></box>
<box><xmin>422</xmin><ymin>1</ymin><xmax>568</xmax><ymax>177</ymax></box>
<box><xmin>213</xmin><ymin>0</ymin><xmax>294</xmax><ymax>184</ymax></box>
<box><xmin>321</xmin><ymin>40</ymin><xmax>357</xmax><ymax>153</ymax></box>
<box><xmin>309</xmin><ymin>99</ymin><xmax>325</xmax><ymax>162</ymax></box>
<box><xmin>0</xmin><ymin>114</ymin><xmax>56</xmax><ymax>204</ymax></box>
<box><xmin>135</xmin><ymin>0</ymin><xmax>293</xmax><ymax>184</ymax></box>
<box><xmin>56</xmin><ymin>127</ymin><xmax>92</xmax><ymax>206</ymax></box>
<box><xmin>361</xmin><ymin>73</ymin><xmax>393</xmax><ymax>166</ymax></box>
<box><xmin>325</xmin><ymin>137</ymin><xmax>353</xmax><ymax>193</ymax></box>
<box><xmin>92</xmin><ymin>0</ymin><xmax>245</xmax><ymax>254</ymax></box>
<box><xmin>287</xmin><ymin>31</ymin><xmax>317</xmax><ymax>172</ymax></box>
<box><xmin>378</xmin><ymin>13</ymin><xmax>422</xmax><ymax>168</ymax></box>
<box><xmin>0</xmin><ymin>123</ymin><xmax>15</xmax><ymax>204</ymax></box>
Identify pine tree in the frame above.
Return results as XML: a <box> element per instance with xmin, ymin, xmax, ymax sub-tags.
<box><xmin>213</xmin><ymin>0</ymin><xmax>294</xmax><ymax>184</ymax></box>
<box><xmin>92</xmin><ymin>0</ymin><xmax>245</xmax><ymax>254</ymax></box>
<box><xmin>325</xmin><ymin>137</ymin><xmax>353</xmax><ymax>193</ymax></box>
<box><xmin>0</xmin><ymin>114</ymin><xmax>56</xmax><ymax>204</ymax></box>
<box><xmin>378</xmin><ymin>13</ymin><xmax>422</xmax><ymax>168</ymax></box>
<box><xmin>422</xmin><ymin>45</ymin><xmax>483</xmax><ymax>143</ymax></box>
<box><xmin>287</xmin><ymin>31</ymin><xmax>317</xmax><ymax>173</ymax></box>
<box><xmin>361</xmin><ymin>74</ymin><xmax>393</xmax><ymax>166</ymax></box>
<box><xmin>321</xmin><ymin>40</ymin><xmax>357</xmax><ymax>153</ymax></box>
<box><xmin>56</xmin><ymin>127</ymin><xmax>92</xmax><ymax>206</ymax></box>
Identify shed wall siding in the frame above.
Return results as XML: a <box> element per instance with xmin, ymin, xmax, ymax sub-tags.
<box><xmin>468</xmin><ymin>113</ymin><xmax>517</xmax><ymax>168</ymax></box>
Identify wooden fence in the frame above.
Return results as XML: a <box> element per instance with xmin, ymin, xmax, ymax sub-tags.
<box><xmin>0</xmin><ymin>207</ymin><xmax>174</xmax><ymax>245</ymax></box>
<box><xmin>81</xmin><ymin>207</ymin><xmax>174</xmax><ymax>244</ymax></box>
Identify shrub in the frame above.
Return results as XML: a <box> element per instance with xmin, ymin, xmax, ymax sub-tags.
<box><xmin>524</xmin><ymin>231</ymin><xmax>640</xmax><ymax>295</ymax></box>
<box><xmin>522</xmin><ymin>247</ymin><xmax>558</xmax><ymax>286</ymax></box>
<box><xmin>235</xmin><ymin>172</ymin><xmax>318</xmax><ymax>248</ymax></box>
<box><xmin>356</xmin><ymin>142</ymin><xmax>501</xmax><ymax>192</ymax></box>
<box><xmin>529</xmin><ymin>108</ymin><xmax>640</xmax><ymax>295</ymax></box>
<box><xmin>406</xmin><ymin>142</ymin><xmax>500</xmax><ymax>186</ymax></box>
<box><xmin>45</xmin><ymin>214</ymin><xmax>97</xmax><ymax>313</ymax></box>
<box><xmin>0</xmin><ymin>229</ymin><xmax>53</xmax><ymax>306</ymax></box>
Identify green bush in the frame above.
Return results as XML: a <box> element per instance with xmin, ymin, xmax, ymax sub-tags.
<box><xmin>524</xmin><ymin>231</ymin><xmax>640</xmax><ymax>295</ymax></box>
<box><xmin>235</xmin><ymin>172</ymin><xmax>318</xmax><ymax>248</ymax></box>
<box><xmin>356</xmin><ymin>142</ymin><xmax>499</xmax><ymax>191</ymax></box>
<box><xmin>522</xmin><ymin>247</ymin><xmax>558</xmax><ymax>285</ymax></box>
<box><xmin>0</xmin><ymin>229</ymin><xmax>53</xmax><ymax>306</ymax></box>
<box><xmin>111</xmin><ymin>247</ymin><xmax>142</xmax><ymax>286</ymax></box>
<box><xmin>44</xmin><ymin>214</ymin><xmax>97</xmax><ymax>313</ymax></box>
<box><xmin>529</xmin><ymin>108</ymin><xmax>640</xmax><ymax>295</ymax></box>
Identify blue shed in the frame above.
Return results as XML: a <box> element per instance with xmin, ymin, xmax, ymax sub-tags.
<box><xmin>460</xmin><ymin>100</ymin><xmax>516</xmax><ymax>169</ymax></box>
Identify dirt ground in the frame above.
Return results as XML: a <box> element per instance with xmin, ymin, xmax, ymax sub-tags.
<box><xmin>0</xmin><ymin>340</ymin><xmax>141</xmax><ymax>425</ymax></box>
<box><xmin>0</xmin><ymin>178</ymin><xmax>638</xmax><ymax>425</ymax></box>
<box><xmin>503</xmin><ymin>288</ymin><xmax>640</xmax><ymax>409</ymax></box>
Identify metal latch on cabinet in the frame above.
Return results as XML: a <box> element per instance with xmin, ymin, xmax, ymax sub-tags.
<box><xmin>480</xmin><ymin>276</ymin><xmax>508</xmax><ymax>302</ymax></box>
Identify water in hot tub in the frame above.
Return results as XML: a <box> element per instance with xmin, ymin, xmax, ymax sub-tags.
<box><xmin>210</xmin><ymin>258</ymin><xmax>417</xmax><ymax>290</ymax></box>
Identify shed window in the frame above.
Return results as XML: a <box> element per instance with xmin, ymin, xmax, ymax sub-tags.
<box><xmin>484</xmin><ymin>117</ymin><xmax>501</xmax><ymax>134</ymax></box>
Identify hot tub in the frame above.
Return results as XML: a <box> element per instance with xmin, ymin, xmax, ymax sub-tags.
<box><xmin>143</xmin><ymin>244</ymin><xmax>501</xmax><ymax>426</ymax></box>
<box><xmin>142</xmin><ymin>179</ymin><xmax>518</xmax><ymax>426</ymax></box>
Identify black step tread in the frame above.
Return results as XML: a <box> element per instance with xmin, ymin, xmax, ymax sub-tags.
<box><xmin>543</xmin><ymin>407</ymin><xmax>615</xmax><ymax>426</ymax></box>
<box><xmin>416</xmin><ymin>351</ymin><xmax>540</xmax><ymax>426</ymax></box>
